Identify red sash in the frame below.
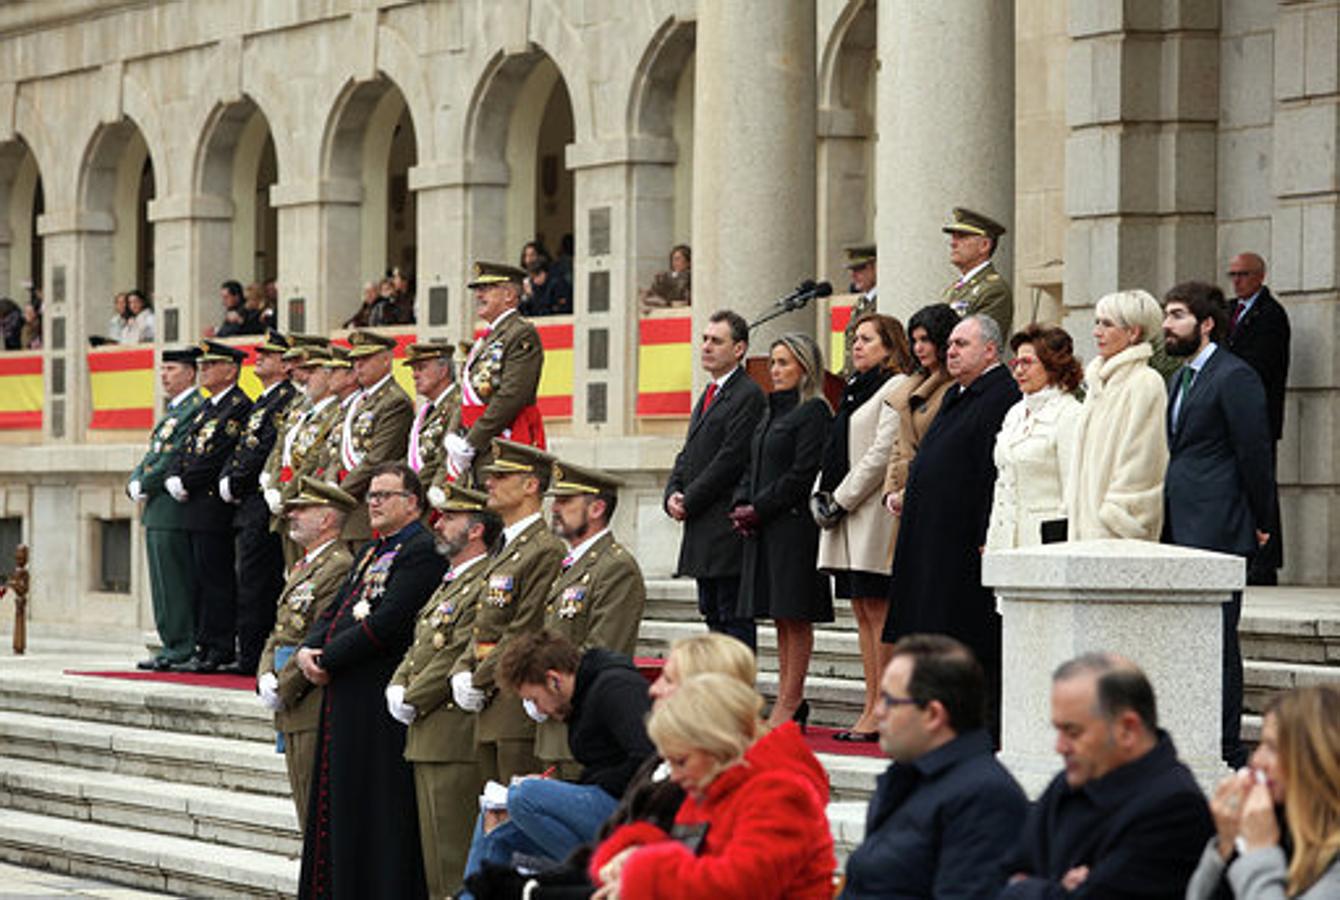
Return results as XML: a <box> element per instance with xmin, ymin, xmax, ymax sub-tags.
<box><xmin>461</xmin><ymin>402</ymin><xmax>547</xmax><ymax>449</ymax></box>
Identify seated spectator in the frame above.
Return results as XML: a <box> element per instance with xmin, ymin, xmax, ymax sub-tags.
<box><xmin>108</xmin><ymin>292</ymin><xmax>130</xmax><ymax>342</ymax></box>
<box><xmin>367</xmin><ymin>276</ymin><xmax>410</xmax><ymax>326</ymax></box>
<box><xmin>0</xmin><ymin>296</ymin><xmax>21</xmax><ymax>350</ymax></box>
<box><xmin>390</xmin><ymin>266</ymin><xmax>416</xmax><ymax>323</ymax></box>
<box><xmin>589</xmin><ymin>673</ymin><xmax>835</xmax><ymax>900</ymax></box>
<box><xmin>842</xmin><ymin>634</ymin><xmax>1027</xmax><ymax>899</ymax></box>
<box><xmin>344</xmin><ymin>280</ymin><xmax>377</xmax><ymax>329</ymax></box>
<box><xmin>122</xmin><ymin>289</ymin><xmax>155</xmax><ymax>343</ymax></box>
<box><xmin>215</xmin><ymin>279</ymin><xmax>262</xmax><ymax>336</ymax></box>
<box><xmin>1187</xmin><ymin>684</ymin><xmax>1340</xmax><ymax>899</ymax></box>
<box><xmin>1001</xmin><ymin>652</ymin><xmax>1213</xmax><ymax>898</ymax></box>
<box><xmin>520</xmin><ymin>239</ymin><xmax>549</xmax><ymax>272</ymax></box>
<box><xmin>641</xmin><ymin>244</ymin><xmax>692</xmax><ymax>309</ymax></box>
<box><xmin>522</xmin><ymin>258</ymin><xmax>571</xmax><ymax>317</ymax></box>
<box><xmin>20</xmin><ymin>300</ymin><xmax>40</xmax><ymax>348</ymax></box>
<box><xmin>244</xmin><ymin>281</ymin><xmax>275</xmax><ymax>331</ymax></box>
<box><xmin>460</xmin><ymin>631</ymin><xmax>655</xmax><ymax>892</ymax></box>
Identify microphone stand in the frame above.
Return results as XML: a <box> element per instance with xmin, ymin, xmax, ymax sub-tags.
<box><xmin>747</xmin><ymin>295</ymin><xmax>813</xmax><ymax>331</ymax></box>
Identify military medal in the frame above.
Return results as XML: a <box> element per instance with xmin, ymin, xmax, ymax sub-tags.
<box><xmin>352</xmin><ymin>599</ymin><xmax>371</xmax><ymax>620</ymax></box>
<box><xmin>432</xmin><ymin>632</ymin><xmax>446</xmax><ymax>650</ymax></box>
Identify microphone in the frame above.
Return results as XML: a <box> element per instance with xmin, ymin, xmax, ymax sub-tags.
<box><xmin>773</xmin><ymin>280</ymin><xmax>816</xmax><ymax>309</ymax></box>
<box><xmin>777</xmin><ymin>280</ymin><xmax>833</xmax><ymax>311</ymax></box>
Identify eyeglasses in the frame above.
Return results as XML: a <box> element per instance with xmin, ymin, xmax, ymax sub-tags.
<box><xmin>1009</xmin><ymin>356</ymin><xmax>1039</xmax><ymax>369</ymax></box>
<box><xmin>366</xmin><ymin>490</ymin><xmax>411</xmax><ymax>504</ymax></box>
<box><xmin>877</xmin><ymin>691</ymin><xmax>923</xmax><ymax>710</ymax></box>
<box><xmin>1227</xmin><ymin>271</ymin><xmax>1257</xmax><ymax>278</ymax></box>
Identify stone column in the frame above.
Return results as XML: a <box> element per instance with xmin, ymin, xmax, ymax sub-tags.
<box><xmin>270</xmin><ymin>180</ymin><xmax>362</xmax><ymax>334</ymax></box>
<box><xmin>692</xmin><ymin>0</ymin><xmax>816</xmax><ymax>365</ymax></box>
<box><xmin>983</xmin><ymin>539</ymin><xmax>1243</xmax><ymax>794</ymax></box>
<box><xmin>146</xmin><ymin>193</ymin><xmax>234</xmax><ymax>347</ymax></box>
<box><xmin>877</xmin><ymin>0</ymin><xmax>1015</xmax><ymax>325</ymax></box>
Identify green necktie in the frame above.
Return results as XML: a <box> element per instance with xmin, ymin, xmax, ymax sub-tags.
<box><xmin>1175</xmin><ymin>366</ymin><xmax>1194</xmax><ymax>426</ymax></box>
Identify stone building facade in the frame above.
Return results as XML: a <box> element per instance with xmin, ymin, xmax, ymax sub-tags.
<box><xmin>0</xmin><ymin>0</ymin><xmax>1332</xmax><ymax>642</ymax></box>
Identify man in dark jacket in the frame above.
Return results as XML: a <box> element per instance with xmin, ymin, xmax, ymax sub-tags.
<box><xmin>884</xmin><ymin>314</ymin><xmax>1020</xmax><ymax>738</ymax></box>
<box><xmin>843</xmin><ymin>634</ymin><xmax>1026</xmax><ymax>899</ymax></box>
<box><xmin>461</xmin><ymin>630</ymin><xmax>655</xmax><ymax>891</ymax></box>
<box><xmin>1001</xmin><ymin>653</ymin><xmax>1213</xmax><ymax>899</ymax></box>
<box><xmin>664</xmin><ymin>309</ymin><xmax>766</xmax><ymax>649</ymax></box>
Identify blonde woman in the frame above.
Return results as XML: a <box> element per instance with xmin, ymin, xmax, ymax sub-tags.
<box><xmin>1069</xmin><ymin>289</ymin><xmax>1169</xmax><ymax>540</ymax></box>
<box><xmin>1187</xmin><ymin>685</ymin><xmax>1340</xmax><ymax>898</ymax></box>
<box><xmin>590</xmin><ymin>674</ymin><xmax>835</xmax><ymax>900</ymax></box>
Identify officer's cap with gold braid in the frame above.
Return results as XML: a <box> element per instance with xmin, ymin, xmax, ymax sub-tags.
<box><xmin>283</xmin><ymin>476</ymin><xmax>358</xmax><ymax>513</ymax></box>
<box><xmin>346</xmin><ymin>329</ymin><xmax>398</xmax><ymax>359</ymax></box>
<box><xmin>467</xmin><ymin>261</ymin><xmax>527</xmax><ymax>289</ymax></box>
<box><xmin>844</xmin><ymin>244</ymin><xmax>877</xmax><ymax>269</ymax></box>
<box><xmin>197</xmin><ymin>340</ymin><xmax>246</xmax><ymax>364</ymax></box>
<box><xmin>283</xmin><ymin>333</ymin><xmax>331</xmax><ymax>362</ymax></box>
<box><xmin>547</xmin><ymin>459</ymin><xmax>624</xmax><ymax>497</ymax></box>
<box><xmin>162</xmin><ymin>345</ymin><xmax>202</xmax><ymax>367</ymax></box>
<box><xmin>255</xmin><ymin>329</ymin><xmax>291</xmax><ymax>355</ymax></box>
<box><xmin>321</xmin><ymin>344</ymin><xmax>353</xmax><ymax>369</ymax></box>
<box><xmin>481</xmin><ymin>438</ymin><xmax>555</xmax><ymax>476</ymax></box>
<box><xmin>292</xmin><ymin>345</ymin><xmax>332</xmax><ymax>367</ymax></box>
<box><xmin>405</xmin><ymin>342</ymin><xmax>455</xmax><ymax>364</ymax></box>
<box><xmin>429</xmin><ymin>482</ymin><xmax>489</xmax><ymax>513</ymax></box>
<box><xmin>942</xmin><ymin>207</ymin><xmax>1007</xmax><ymax>241</ymax></box>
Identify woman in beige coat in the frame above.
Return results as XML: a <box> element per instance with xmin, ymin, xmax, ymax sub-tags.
<box><xmin>1069</xmin><ymin>289</ymin><xmax>1169</xmax><ymax>541</ymax></box>
<box><xmin>985</xmin><ymin>325</ymin><xmax>1083</xmax><ymax>550</ymax></box>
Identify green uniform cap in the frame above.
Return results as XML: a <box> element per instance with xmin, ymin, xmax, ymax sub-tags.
<box><xmin>292</xmin><ymin>345</ymin><xmax>332</xmax><ymax>367</ymax></box>
<box><xmin>546</xmin><ymin>460</ymin><xmax>624</xmax><ymax>497</ymax></box>
<box><xmin>283</xmin><ymin>475</ymin><xmax>357</xmax><ymax>512</ymax></box>
<box><xmin>255</xmin><ymin>329</ymin><xmax>291</xmax><ymax>355</ymax></box>
<box><xmin>321</xmin><ymin>345</ymin><xmax>353</xmax><ymax>369</ymax></box>
<box><xmin>405</xmin><ymin>342</ymin><xmax>455</xmax><ymax>364</ymax></box>
<box><xmin>290</xmin><ymin>333</ymin><xmax>331</xmax><ymax>349</ymax></box>
<box><xmin>467</xmin><ymin>261</ymin><xmax>527</xmax><ymax>289</ymax></box>
<box><xmin>942</xmin><ymin>207</ymin><xmax>1007</xmax><ymax>240</ymax></box>
<box><xmin>346</xmin><ymin>329</ymin><xmax>398</xmax><ymax>359</ymax></box>
<box><xmin>162</xmin><ymin>346</ymin><xmax>202</xmax><ymax>367</ymax></box>
<box><xmin>481</xmin><ymin>438</ymin><xmax>555</xmax><ymax>476</ymax></box>
<box><xmin>844</xmin><ymin>244</ymin><xmax>877</xmax><ymax>269</ymax></box>
<box><xmin>430</xmin><ymin>482</ymin><xmax>489</xmax><ymax>512</ymax></box>
<box><xmin>197</xmin><ymin>339</ymin><xmax>247</xmax><ymax>364</ymax></box>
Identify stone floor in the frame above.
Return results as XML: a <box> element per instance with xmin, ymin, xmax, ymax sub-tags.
<box><xmin>0</xmin><ymin>861</ymin><xmax>178</xmax><ymax>898</ymax></box>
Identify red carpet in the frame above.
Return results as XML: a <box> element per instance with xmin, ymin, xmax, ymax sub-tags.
<box><xmin>804</xmin><ymin>726</ymin><xmax>885</xmax><ymax>759</ymax></box>
<box><xmin>64</xmin><ymin>669</ymin><xmax>255</xmax><ymax>691</ymax></box>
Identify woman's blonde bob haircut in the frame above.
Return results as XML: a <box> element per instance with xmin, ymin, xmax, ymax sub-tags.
<box><xmin>1271</xmin><ymin>685</ymin><xmax>1340</xmax><ymax>894</ymax></box>
<box><xmin>668</xmin><ymin>633</ymin><xmax>757</xmax><ymax>687</ymax></box>
<box><xmin>1093</xmin><ymin>289</ymin><xmax>1164</xmax><ymax>344</ymax></box>
<box><xmin>771</xmin><ymin>332</ymin><xmax>826</xmax><ymax>405</ymax></box>
<box><xmin>647</xmin><ymin>673</ymin><xmax>763</xmax><ymax>771</ymax></box>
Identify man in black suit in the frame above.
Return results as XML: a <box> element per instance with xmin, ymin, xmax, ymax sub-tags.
<box><xmin>1162</xmin><ymin>281</ymin><xmax>1275</xmax><ymax>768</ymax></box>
<box><xmin>883</xmin><ymin>314</ymin><xmax>1020</xmax><ymax>740</ymax></box>
<box><xmin>165</xmin><ymin>341</ymin><xmax>254</xmax><ymax>672</ymax></box>
<box><xmin>1225</xmin><ymin>252</ymin><xmax>1291</xmax><ymax>585</ymax></box>
<box><xmin>664</xmin><ymin>309</ymin><xmax>766</xmax><ymax>649</ymax></box>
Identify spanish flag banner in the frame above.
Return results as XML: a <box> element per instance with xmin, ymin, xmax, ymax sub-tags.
<box><xmin>636</xmin><ymin>314</ymin><xmax>693</xmax><ymax>416</ymax></box>
<box><xmin>0</xmin><ymin>352</ymin><xmax>42</xmax><ymax>430</ymax></box>
<box><xmin>88</xmin><ymin>347</ymin><xmax>155</xmax><ymax>429</ymax></box>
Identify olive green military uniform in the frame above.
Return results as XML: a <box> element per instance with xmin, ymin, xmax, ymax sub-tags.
<box><xmin>942</xmin><ymin>206</ymin><xmax>1014</xmax><ymax>339</ymax></box>
<box><xmin>404</xmin><ymin>342</ymin><xmax>462</xmax><ymax>490</ymax></box>
<box><xmin>258</xmin><ymin>480</ymin><xmax>355</xmax><ymax>829</ymax></box>
<box><xmin>390</xmin><ymin>547</ymin><xmax>490</xmax><ymax>897</ymax></box>
<box><xmin>841</xmin><ymin>244</ymin><xmax>878</xmax><ymax>377</ymax></box>
<box><xmin>130</xmin><ymin>379</ymin><xmax>205</xmax><ymax>665</ymax></box>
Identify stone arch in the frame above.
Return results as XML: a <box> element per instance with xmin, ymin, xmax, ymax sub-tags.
<box><xmin>375</xmin><ymin>23</ymin><xmax>437</xmax><ymax>162</ymax></box>
<box><xmin>194</xmin><ymin>97</ymin><xmax>280</xmax><ymax>284</ymax></box>
<box><xmin>627</xmin><ymin>16</ymin><xmax>696</xmax><ymax>250</ymax></box>
<box><xmin>0</xmin><ymin>138</ymin><xmax>44</xmax><ymax>303</ymax></box>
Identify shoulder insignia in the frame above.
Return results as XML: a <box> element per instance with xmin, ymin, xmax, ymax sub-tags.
<box><xmin>985</xmin><ymin>273</ymin><xmax>1001</xmax><ymax>282</ymax></box>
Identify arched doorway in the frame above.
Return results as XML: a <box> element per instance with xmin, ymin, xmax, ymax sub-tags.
<box><xmin>498</xmin><ymin>56</ymin><xmax>574</xmax><ymax>268</ymax></box>
<box><xmin>0</xmin><ymin>140</ymin><xmax>43</xmax><ymax>307</ymax></box>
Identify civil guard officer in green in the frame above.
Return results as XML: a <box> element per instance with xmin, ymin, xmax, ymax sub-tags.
<box><xmin>942</xmin><ymin>206</ymin><xmax>1013</xmax><ymax>338</ymax></box>
<box><xmin>255</xmin><ymin>476</ymin><xmax>355</xmax><ymax>830</ymax></box>
<box><xmin>128</xmin><ymin>345</ymin><xmax>205</xmax><ymax>671</ymax></box>
<box><xmin>842</xmin><ymin>243</ymin><xmax>879</xmax><ymax>376</ymax></box>
<box><xmin>450</xmin><ymin>439</ymin><xmax>566</xmax><ymax>784</ymax></box>
<box><xmin>386</xmin><ymin>483</ymin><xmax>502</xmax><ymax>898</ymax></box>
<box><xmin>533</xmin><ymin>459</ymin><xmax>647</xmax><ymax>773</ymax></box>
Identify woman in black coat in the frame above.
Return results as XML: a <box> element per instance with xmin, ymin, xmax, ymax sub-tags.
<box><xmin>731</xmin><ymin>332</ymin><xmax>833</xmax><ymax>729</ymax></box>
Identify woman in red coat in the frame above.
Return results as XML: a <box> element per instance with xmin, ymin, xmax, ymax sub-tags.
<box><xmin>589</xmin><ymin>674</ymin><xmax>835</xmax><ymax>899</ymax></box>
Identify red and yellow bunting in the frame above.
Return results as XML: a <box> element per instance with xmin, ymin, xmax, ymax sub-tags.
<box><xmin>636</xmin><ymin>315</ymin><xmax>693</xmax><ymax>416</ymax></box>
<box><xmin>829</xmin><ymin>299</ymin><xmax>854</xmax><ymax>374</ymax></box>
<box><xmin>0</xmin><ymin>353</ymin><xmax>43</xmax><ymax>430</ymax></box>
<box><xmin>469</xmin><ymin>320</ymin><xmax>574</xmax><ymax>420</ymax></box>
<box><xmin>88</xmin><ymin>348</ymin><xmax>155</xmax><ymax>429</ymax></box>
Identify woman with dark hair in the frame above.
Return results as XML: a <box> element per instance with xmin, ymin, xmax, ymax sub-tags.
<box><xmin>731</xmin><ymin>332</ymin><xmax>832</xmax><ymax>730</ymax></box>
<box><xmin>985</xmin><ymin>325</ymin><xmax>1083</xmax><ymax>550</ymax></box>
<box><xmin>814</xmin><ymin>313</ymin><xmax>913</xmax><ymax>741</ymax></box>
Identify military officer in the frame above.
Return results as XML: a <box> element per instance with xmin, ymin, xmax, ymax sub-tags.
<box><xmin>450</xmin><ymin>439</ymin><xmax>565</xmax><ymax>785</ymax></box>
<box><xmin>534</xmin><ymin>459</ymin><xmax>647</xmax><ymax>770</ymax></box>
<box><xmin>842</xmin><ymin>244</ymin><xmax>879</xmax><ymax>376</ymax></box>
<box><xmin>165</xmin><ymin>340</ymin><xmax>252</xmax><ymax>672</ymax></box>
<box><xmin>331</xmin><ymin>330</ymin><xmax>414</xmax><ymax>543</ymax></box>
<box><xmin>386</xmin><ymin>483</ymin><xmax>502</xmax><ymax>897</ymax></box>
<box><xmin>220</xmin><ymin>330</ymin><xmax>300</xmax><ymax>675</ymax></box>
<box><xmin>403</xmin><ymin>341</ymin><xmax>460</xmax><ymax>492</ymax></box>
<box><xmin>942</xmin><ymin>206</ymin><xmax>1013</xmax><ymax>339</ymax></box>
<box><xmin>309</xmin><ymin>345</ymin><xmax>361</xmax><ymax>483</ymax></box>
<box><xmin>447</xmin><ymin>262</ymin><xmax>546</xmax><ymax>483</ymax></box>
<box><xmin>129</xmin><ymin>346</ymin><xmax>205</xmax><ymax>670</ymax></box>
<box><xmin>256</xmin><ymin>477</ymin><xmax>355</xmax><ymax>829</ymax></box>
<box><xmin>263</xmin><ymin>346</ymin><xmax>335</xmax><ymax>566</ymax></box>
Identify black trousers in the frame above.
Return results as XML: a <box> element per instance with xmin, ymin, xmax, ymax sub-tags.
<box><xmin>696</xmin><ymin>576</ymin><xmax>755</xmax><ymax>651</ymax></box>
<box><xmin>189</xmin><ymin>528</ymin><xmax>237</xmax><ymax>658</ymax></box>
<box><xmin>235</xmin><ymin>496</ymin><xmax>285</xmax><ymax>669</ymax></box>
<box><xmin>1223</xmin><ymin>590</ymin><xmax>1247</xmax><ymax>769</ymax></box>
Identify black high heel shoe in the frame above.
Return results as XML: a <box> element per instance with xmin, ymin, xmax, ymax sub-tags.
<box><xmin>791</xmin><ymin>699</ymin><xmax>810</xmax><ymax>734</ymax></box>
<box><xmin>833</xmin><ymin>728</ymin><xmax>879</xmax><ymax>743</ymax></box>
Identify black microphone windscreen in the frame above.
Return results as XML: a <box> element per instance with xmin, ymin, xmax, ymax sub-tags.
<box><xmin>813</xmin><ymin>281</ymin><xmax>833</xmax><ymax>298</ymax></box>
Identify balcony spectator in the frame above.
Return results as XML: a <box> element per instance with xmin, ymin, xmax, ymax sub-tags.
<box><xmin>215</xmin><ymin>279</ymin><xmax>263</xmax><ymax>337</ymax></box>
<box><xmin>20</xmin><ymin>299</ymin><xmax>41</xmax><ymax>349</ymax></box>
<box><xmin>0</xmin><ymin>297</ymin><xmax>21</xmax><ymax>350</ymax></box>
<box><xmin>522</xmin><ymin>257</ymin><xmax>571</xmax><ymax>317</ymax></box>
<box><xmin>107</xmin><ymin>292</ymin><xmax>130</xmax><ymax>343</ymax></box>
<box><xmin>122</xmin><ymin>290</ymin><xmax>156</xmax><ymax>343</ymax></box>
<box><xmin>640</xmin><ymin>244</ymin><xmax>692</xmax><ymax>310</ymax></box>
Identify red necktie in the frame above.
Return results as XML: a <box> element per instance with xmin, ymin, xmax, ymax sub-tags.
<box><xmin>702</xmin><ymin>382</ymin><xmax>719</xmax><ymax>412</ymax></box>
<box><xmin>1232</xmin><ymin>301</ymin><xmax>1247</xmax><ymax>331</ymax></box>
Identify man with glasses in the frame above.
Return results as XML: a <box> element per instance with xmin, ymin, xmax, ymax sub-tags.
<box><xmin>841</xmin><ymin>634</ymin><xmax>1025</xmax><ymax>899</ymax></box>
<box><xmin>294</xmin><ymin>462</ymin><xmax>447</xmax><ymax>900</ymax></box>
<box><xmin>1224</xmin><ymin>252</ymin><xmax>1291</xmax><ymax>585</ymax></box>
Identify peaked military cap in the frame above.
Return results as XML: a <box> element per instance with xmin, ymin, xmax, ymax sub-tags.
<box><xmin>405</xmin><ymin>342</ymin><xmax>455</xmax><ymax>364</ymax></box>
<box><xmin>197</xmin><ymin>340</ymin><xmax>247</xmax><ymax>364</ymax></box>
<box><xmin>346</xmin><ymin>329</ymin><xmax>398</xmax><ymax>359</ymax></box>
<box><xmin>844</xmin><ymin>244</ymin><xmax>877</xmax><ymax>269</ymax></box>
<box><xmin>255</xmin><ymin>329</ymin><xmax>291</xmax><ymax>355</ymax></box>
<box><xmin>290</xmin><ymin>333</ymin><xmax>331</xmax><ymax>349</ymax></box>
<box><xmin>942</xmin><ymin>207</ymin><xmax>1007</xmax><ymax>240</ymax></box>
<box><xmin>162</xmin><ymin>345</ymin><xmax>202</xmax><ymax>367</ymax></box>
<box><xmin>547</xmin><ymin>459</ymin><xmax>624</xmax><ymax>497</ymax></box>
<box><xmin>322</xmin><ymin>344</ymin><xmax>353</xmax><ymax>369</ymax></box>
<box><xmin>283</xmin><ymin>476</ymin><xmax>358</xmax><ymax>513</ymax></box>
<box><xmin>430</xmin><ymin>482</ymin><xmax>489</xmax><ymax>512</ymax></box>
<box><xmin>467</xmin><ymin>261</ymin><xmax>527</xmax><ymax>289</ymax></box>
<box><xmin>292</xmin><ymin>345</ymin><xmax>332</xmax><ymax>367</ymax></box>
<box><xmin>481</xmin><ymin>438</ymin><xmax>555</xmax><ymax>476</ymax></box>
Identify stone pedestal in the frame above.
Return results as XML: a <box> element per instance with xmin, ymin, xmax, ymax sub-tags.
<box><xmin>983</xmin><ymin>539</ymin><xmax>1243</xmax><ymax>794</ymax></box>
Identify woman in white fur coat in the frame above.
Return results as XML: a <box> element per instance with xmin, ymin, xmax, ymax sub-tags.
<box><xmin>1069</xmin><ymin>289</ymin><xmax>1169</xmax><ymax>541</ymax></box>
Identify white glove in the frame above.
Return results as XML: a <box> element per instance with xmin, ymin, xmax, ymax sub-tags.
<box><xmin>264</xmin><ymin>487</ymin><xmax>284</xmax><ymax>515</ymax></box>
<box><xmin>426</xmin><ymin>484</ymin><xmax>446</xmax><ymax>511</ymax></box>
<box><xmin>444</xmin><ymin>433</ymin><xmax>476</xmax><ymax>481</ymax></box>
<box><xmin>258</xmin><ymin>672</ymin><xmax>282</xmax><ymax>711</ymax></box>
<box><xmin>127</xmin><ymin>480</ymin><xmax>144</xmax><ymax>502</ymax></box>
<box><xmin>259</xmin><ymin>470</ymin><xmax>271</xmax><ymax>490</ymax></box>
<box><xmin>451</xmin><ymin>670</ymin><xmax>486</xmax><ymax>712</ymax></box>
<box><xmin>385</xmin><ymin>684</ymin><xmax>417</xmax><ymax>725</ymax></box>
<box><xmin>522</xmin><ymin>697</ymin><xmax>549</xmax><ymax>723</ymax></box>
<box><xmin>165</xmin><ymin>476</ymin><xmax>188</xmax><ymax>502</ymax></box>
<box><xmin>219</xmin><ymin>476</ymin><xmax>235</xmax><ymax>504</ymax></box>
